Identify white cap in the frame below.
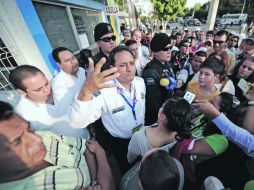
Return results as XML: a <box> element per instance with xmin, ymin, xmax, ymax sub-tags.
<box><xmin>195</xmin><ymin>47</ymin><xmax>207</xmax><ymax>53</ymax></box>
<box><xmin>171</xmin><ymin>46</ymin><xmax>179</xmax><ymax>52</ymax></box>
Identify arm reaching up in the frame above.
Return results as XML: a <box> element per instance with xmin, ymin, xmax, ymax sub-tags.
<box><xmin>69</xmin><ymin>58</ymin><xmax>120</xmax><ymax>128</ymax></box>
<box><xmin>78</xmin><ymin>57</ymin><xmax>120</xmax><ymax>101</ymax></box>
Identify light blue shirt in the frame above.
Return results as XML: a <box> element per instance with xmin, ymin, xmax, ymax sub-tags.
<box><xmin>212</xmin><ymin>113</ymin><xmax>254</xmax><ymax>157</ymax></box>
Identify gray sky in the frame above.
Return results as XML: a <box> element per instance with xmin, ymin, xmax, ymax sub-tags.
<box><xmin>185</xmin><ymin>0</ymin><xmax>210</xmax><ymax>8</ymax></box>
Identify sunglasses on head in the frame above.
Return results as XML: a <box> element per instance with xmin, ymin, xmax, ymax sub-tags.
<box><xmin>100</xmin><ymin>35</ymin><xmax>116</xmax><ymax>42</ymax></box>
<box><xmin>162</xmin><ymin>46</ymin><xmax>172</xmax><ymax>51</ymax></box>
<box><xmin>213</xmin><ymin>40</ymin><xmax>226</xmax><ymax>45</ymax></box>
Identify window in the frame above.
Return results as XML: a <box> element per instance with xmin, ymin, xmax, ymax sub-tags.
<box><xmin>33</xmin><ymin>2</ymin><xmax>102</xmax><ymax>52</ymax></box>
<box><xmin>0</xmin><ymin>38</ymin><xmax>17</xmax><ymax>90</ymax></box>
<box><xmin>71</xmin><ymin>8</ymin><xmax>101</xmax><ymax>48</ymax></box>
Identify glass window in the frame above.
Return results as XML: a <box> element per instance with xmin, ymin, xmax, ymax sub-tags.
<box><xmin>33</xmin><ymin>2</ymin><xmax>79</xmax><ymax>52</ymax></box>
<box><xmin>71</xmin><ymin>8</ymin><xmax>101</xmax><ymax>48</ymax></box>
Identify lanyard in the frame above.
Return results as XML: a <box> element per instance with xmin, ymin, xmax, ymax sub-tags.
<box><xmin>115</xmin><ymin>82</ymin><xmax>138</xmax><ymax>124</ymax></box>
<box><xmin>175</xmin><ymin>54</ymin><xmax>189</xmax><ymax>69</ymax></box>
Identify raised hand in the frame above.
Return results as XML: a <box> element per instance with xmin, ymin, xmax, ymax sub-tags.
<box><xmin>78</xmin><ymin>57</ymin><xmax>120</xmax><ymax>101</ymax></box>
<box><xmin>192</xmin><ymin>99</ymin><xmax>220</xmax><ymax>119</ymax></box>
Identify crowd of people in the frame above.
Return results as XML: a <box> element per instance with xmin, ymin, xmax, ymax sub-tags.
<box><xmin>1</xmin><ymin>20</ymin><xmax>254</xmax><ymax>190</ymax></box>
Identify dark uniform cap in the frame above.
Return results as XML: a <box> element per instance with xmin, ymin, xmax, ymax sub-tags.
<box><xmin>150</xmin><ymin>33</ymin><xmax>171</xmax><ymax>52</ymax></box>
<box><xmin>94</xmin><ymin>23</ymin><xmax>114</xmax><ymax>42</ymax></box>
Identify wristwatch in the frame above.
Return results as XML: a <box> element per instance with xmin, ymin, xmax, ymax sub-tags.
<box><xmin>248</xmin><ymin>101</ymin><xmax>254</xmax><ymax>106</ymax></box>
<box><xmin>90</xmin><ymin>179</ymin><xmax>98</xmax><ymax>186</ymax></box>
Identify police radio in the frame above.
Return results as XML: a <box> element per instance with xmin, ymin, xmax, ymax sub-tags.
<box><xmin>159</xmin><ymin>69</ymin><xmax>177</xmax><ymax>90</ymax></box>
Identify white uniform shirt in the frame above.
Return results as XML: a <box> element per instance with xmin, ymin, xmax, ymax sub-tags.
<box><xmin>52</xmin><ymin>67</ymin><xmax>86</xmax><ymax>105</ymax></box>
<box><xmin>135</xmin><ymin>58</ymin><xmax>145</xmax><ymax>77</ymax></box>
<box><xmin>138</xmin><ymin>44</ymin><xmax>150</xmax><ymax>66</ymax></box>
<box><xmin>70</xmin><ymin>77</ymin><xmax>146</xmax><ymax>139</ymax></box>
<box><xmin>15</xmin><ymin>96</ymin><xmax>89</xmax><ymax>138</ymax></box>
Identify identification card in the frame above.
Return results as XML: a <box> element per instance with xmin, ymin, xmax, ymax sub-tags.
<box><xmin>183</xmin><ymin>91</ymin><xmax>196</xmax><ymax>104</ymax></box>
<box><xmin>238</xmin><ymin>78</ymin><xmax>251</xmax><ymax>94</ymax></box>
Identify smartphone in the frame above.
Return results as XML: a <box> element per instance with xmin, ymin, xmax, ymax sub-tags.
<box><xmin>238</xmin><ymin>78</ymin><xmax>251</xmax><ymax>94</ymax></box>
<box><xmin>183</xmin><ymin>91</ymin><xmax>196</xmax><ymax>104</ymax></box>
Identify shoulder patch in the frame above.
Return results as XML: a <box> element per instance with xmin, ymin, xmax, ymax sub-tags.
<box><xmin>145</xmin><ymin>78</ymin><xmax>155</xmax><ymax>85</ymax></box>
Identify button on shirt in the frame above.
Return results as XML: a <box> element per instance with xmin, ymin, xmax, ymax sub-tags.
<box><xmin>70</xmin><ymin>77</ymin><xmax>146</xmax><ymax>139</ymax></box>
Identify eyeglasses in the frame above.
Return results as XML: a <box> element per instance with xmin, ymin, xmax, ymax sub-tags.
<box><xmin>100</xmin><ymin>35</ymin><xmax>116</xmax><ymax>42</ymax></box>
<box><xmin>213</xmin><ymin>40</ymin><xmax>226</xmax><ymax>45</ymax></box>
<box><xmin>162</xmin><ymin>46</ymin><xmax>172</xmax><ymax>51</ymax></box>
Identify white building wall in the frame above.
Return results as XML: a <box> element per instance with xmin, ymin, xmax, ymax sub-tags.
<box><xmin>0</xmin><ymin>0</ymin><xmax>52</xmax><ymax>79</ymax></box>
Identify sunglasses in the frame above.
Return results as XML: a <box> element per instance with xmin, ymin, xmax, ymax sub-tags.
<box><xmin>213</xmin><ymin>40</ymin><xmax>226</xmax><ymax>45</ymax></box>
<box><xmin>100</xmin><ymin>35</ymin><xmax>116</xmax><ymax>42</ymax></box>
<box><xmin>162</xmin><ymin>46</ymin><xmax>172</xmax><ymax>51</ymax></box>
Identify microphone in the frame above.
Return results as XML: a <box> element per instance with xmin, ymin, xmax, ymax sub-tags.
<box><xmin>160</xmin><ymin>76</ymin><xmax>177</xmax><ymax>90</ymax></box>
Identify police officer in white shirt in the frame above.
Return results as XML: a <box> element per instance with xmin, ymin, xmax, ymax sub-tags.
<box><xmin>51</xmin><ymin>47</ymin><xmax>87</xmax><ymax>107</ymax></box>
<box><xmin>9</xmin><ymin>59</ymin><xmax>120</xmax><ymax>139</ymax></box>
<box><xmin>70</xmin><ymin>46</ymin><xmax>146</xmax><ymax>173</ymax></box>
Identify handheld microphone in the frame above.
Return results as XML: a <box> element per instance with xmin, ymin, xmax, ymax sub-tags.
<box><xmin>160</xmin><ymin>76</ymin><xmax>177</xmax><ymax>90</ymax></box>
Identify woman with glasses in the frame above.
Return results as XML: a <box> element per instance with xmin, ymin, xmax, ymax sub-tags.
<box><xmin>227</xmin><ymin>35</ymin><xmax>240</xmax><ymax>57</ymax></box>
<box><xmin>229</xmin><ymin>56</ymin><xmax>254</xmax><ymax>102</ymax></box>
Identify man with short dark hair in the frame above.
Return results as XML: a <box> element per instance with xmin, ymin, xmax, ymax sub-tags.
<box><xmin>51</xmin><ymin>47</ymin><xmax>86</xmax><ymax>104</ymax></box>
<box><xmin>177</xmin><ymin>50</ymin><xmax>207</xmax><ymax>90</ymax></box>
<box><xmin>120</xmin><ymin>30</ymin><xmax>131</xmax><ymax>45</ymax></box>
<box><xmin>0</xmin><ymin>101</ymin><xmax>114</xmax><ymax>190</ymax></box>
<box><xmin>72</xmin><ymin>45</ymin><xmax>146</xmax><ymax>174</ymax></box>
<box><xmin>175</xmin><ymin>32</ymin><xmax>182</xmax><ymax>47</ymax></box>
<box><xmin>209</xmin><ymin>30</ymin><xmax>236</xmax><ymax>73</ymax></box>
<box><xmin>171</xmin><ymin>39</ymin><xmax>192</xmax><ymax>76</ymax></box>
<box><xmin>242</xmin><ymin>38</ymin><xmax>254</xmax><ymax>58</ymax></box>
<box><xmin>93</xmin><ymin>23</ymin><xmax>116</xmax><ymax>71</ymax></box>
<box><xmin>206</xmin><ymin>30</ymin><xmax>214</xmax><ymax>41</ymax></box>
<box><xmin>125</xmin><ymin>39</ymin><xmax>145</xmax><ymax>76</ymax></box>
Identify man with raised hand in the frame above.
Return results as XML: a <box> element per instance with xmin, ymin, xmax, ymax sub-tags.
<box><xmin>71</xmin><ymin>46</ymin><xmax>146</xmax><ymax>174</ymax></box>
<box><xmin>9</xmin><ymin>58</ymin><xmax>119</xmax><ymax>139</ymax></box>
